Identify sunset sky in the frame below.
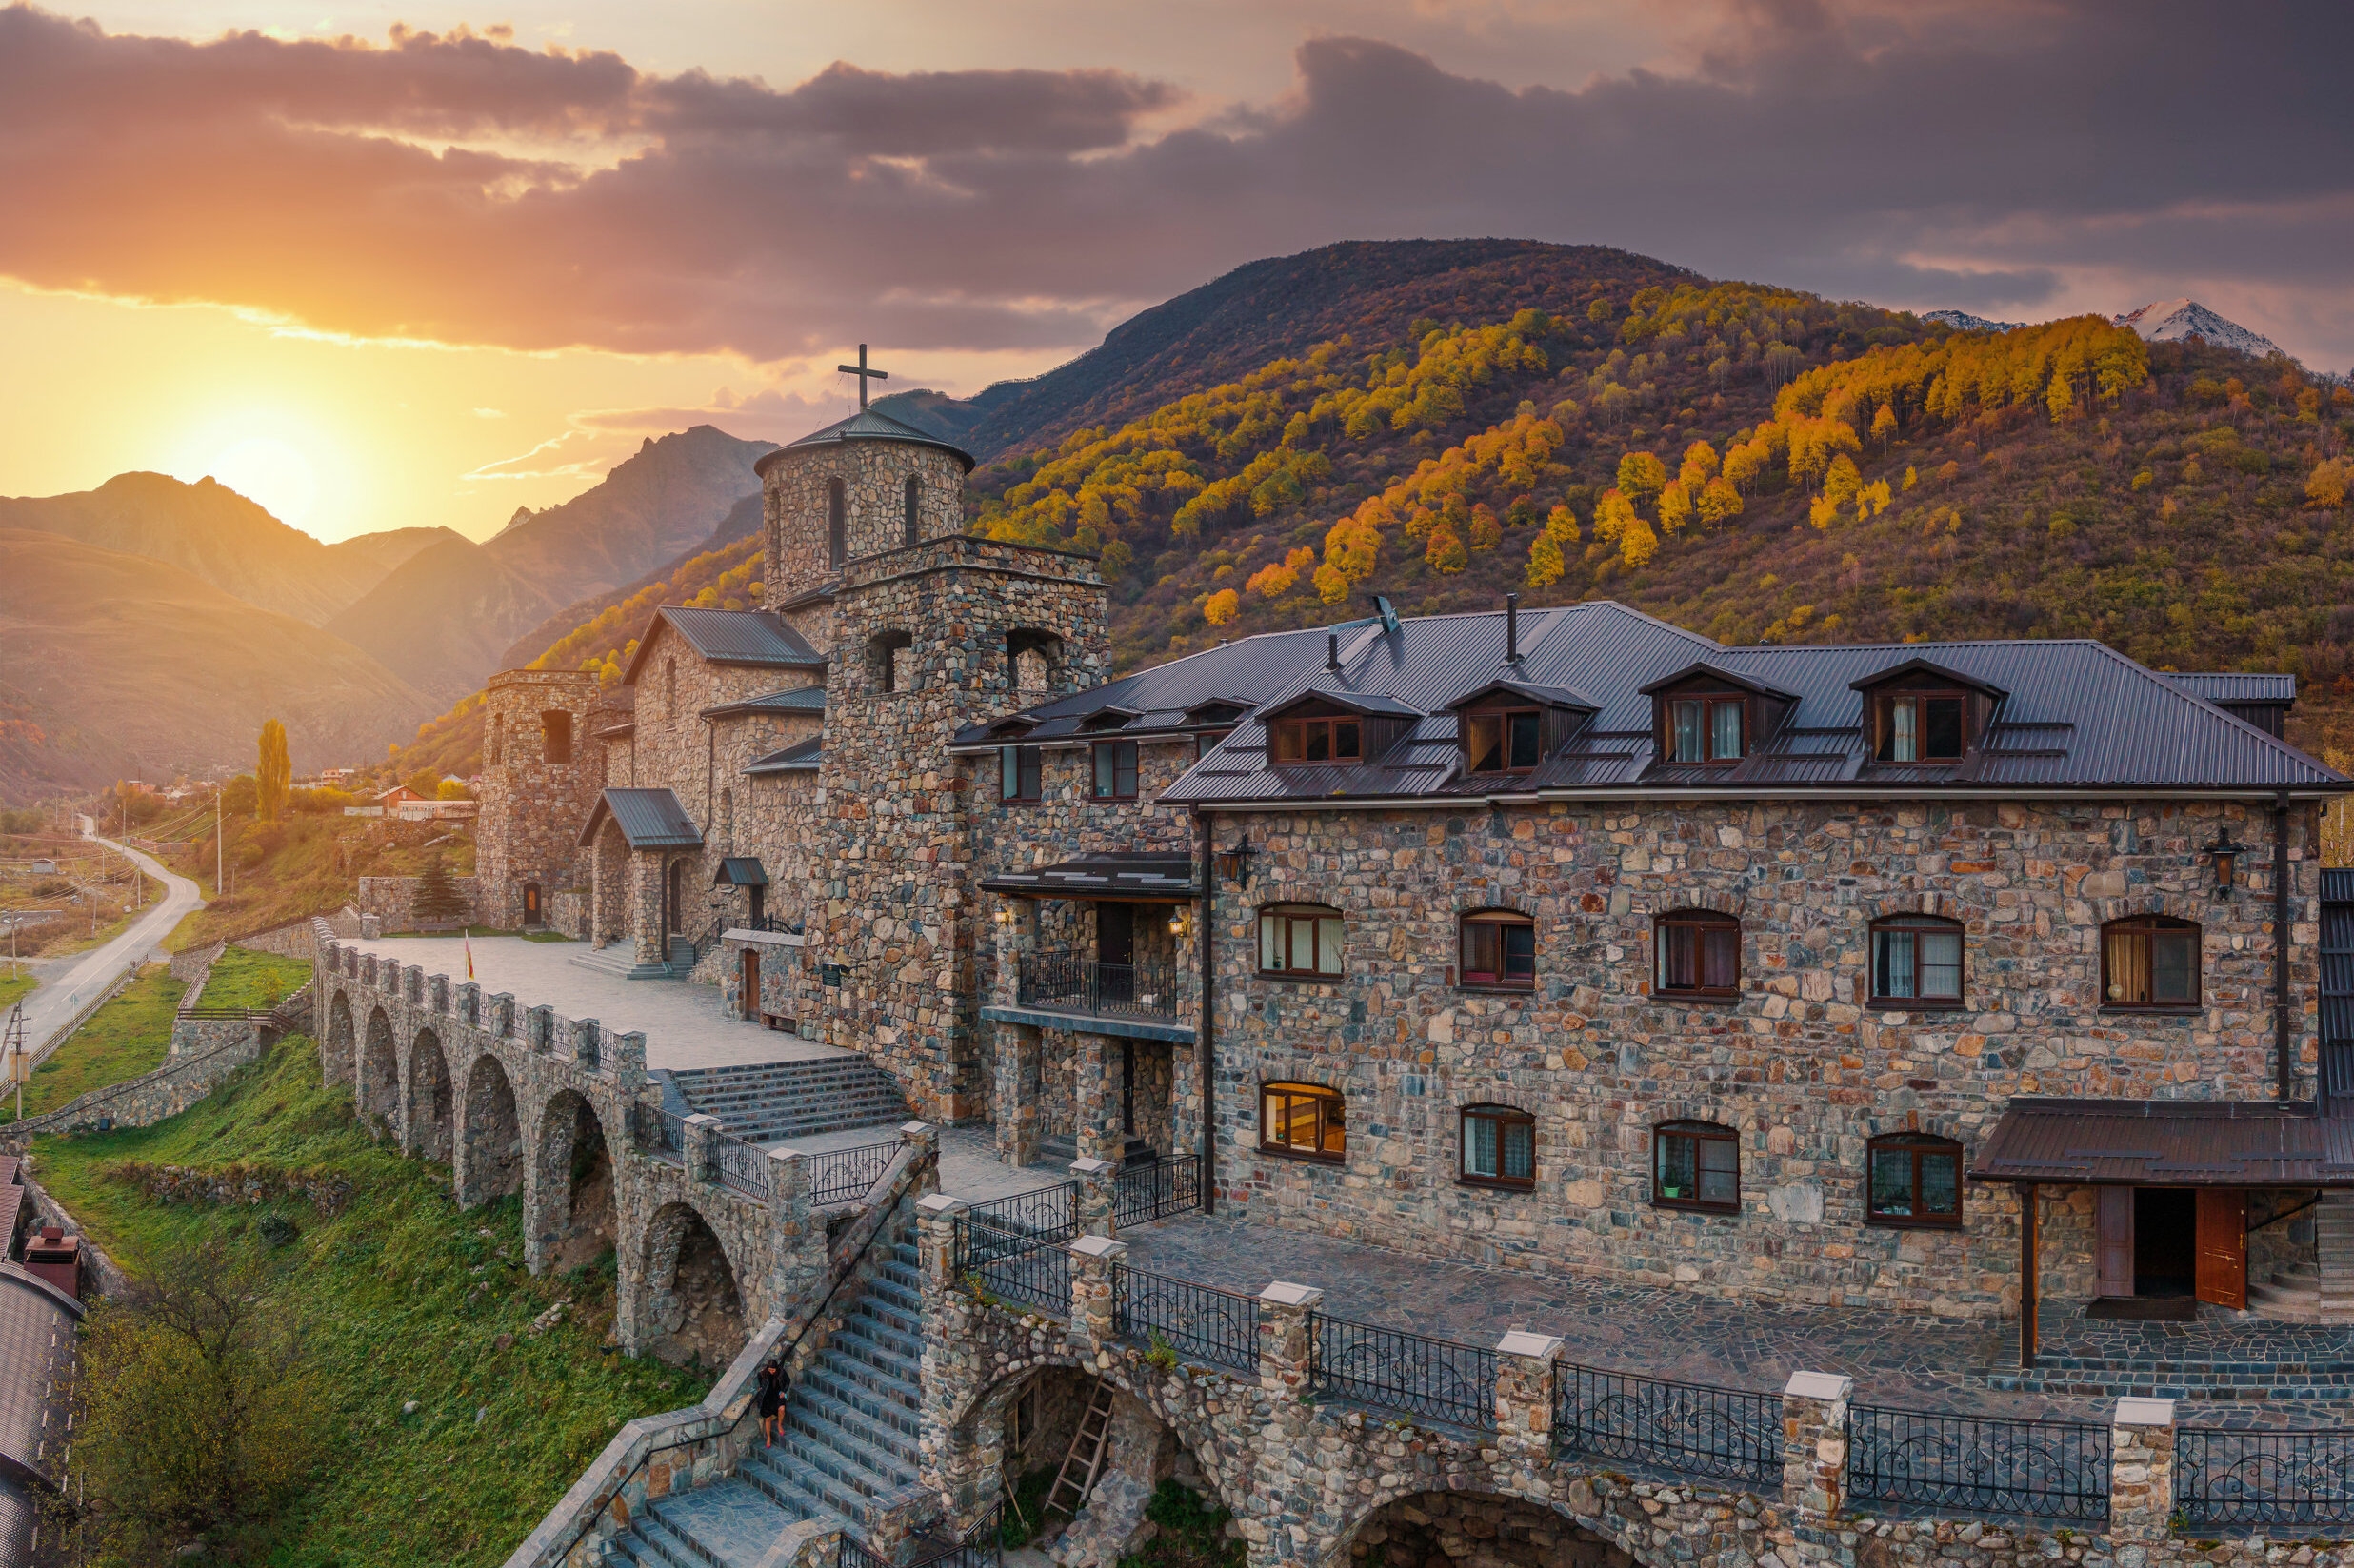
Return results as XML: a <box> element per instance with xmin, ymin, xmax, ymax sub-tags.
<box><xmin>4</xmin><ymin>0</ymin><xmax>2349</xmax><ymax>543</ymax></box>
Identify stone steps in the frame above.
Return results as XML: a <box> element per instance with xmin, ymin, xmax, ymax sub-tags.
<box><xmin>608</xmin><ymin>1479</ymin><xmax>801</xmax><ymax>1568</ymax></box>
<box><xmin>1037</xmin><ymin>1132</ymin><xmax>1157</xmax><ymax>1169</ymax></box>
<box><xmin>668</xmin><ymin>1059</ymin><xmax>909</xmax><ymax>1143</ymax></box>
<box><xmin>566</xmin><ymin>945</ymin><xmax>693</xmax><ymax>982</ymax></box>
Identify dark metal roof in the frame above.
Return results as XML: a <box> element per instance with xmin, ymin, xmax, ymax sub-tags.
<box><xmin>711</xmin><ymin>857</ymin><xmax>768</xmax><ymax>887</ymax></box>
<box><xmin>1970</xmin><ymin>1097</ymin><xmax>2350</xmax><ymax>1185</ymax></box>
<box><xmin>702</xmin><ymin>686</ymin><xmax>826</xmax><ymax>720</ymax></box>
<box><xmin>754</xmin><ymin>407</ymin><xmax>976</xmax><ymax>475</ymax></box>
<box><xmin>746</xmin><ymin>736</ymin><xmax>822</xmax><ymax>776</ymax></box>
<box><xmin>1261</xmin><ymin>686</ymin><xmax>1426</xmax><ymax>721</ymax></box>
<box><xmin>578</xmin><ymin>787</ymin><xmax>704</xmax><ymax>849</ymax></box>
<box><xmin>1848</xmin><ymin>656</ymin><xmax>2007</xmax><ymax>700</ymax></box>
<box><xmin>980</xmin><ymin>854</ymin><xmax>1200</xmax><ymax>901</ymax></box>
<box><xmin>1445</xmin><ymin>675</ymin><xmax>1599</xmax><ymax>712</ymax></box>
<box><xmin>0</xmin><ymin>1256</ymin><xmax>78</xmax><ymax>1497</ymax></box>
<box><xmin>2167</xmin><ymin>672</ymin><xmax>2297</xmax><ymax>706</ymax></box>
<box><xmin>1640</xmin><ymin>660</ymin><xmax>1801</xmax><ymax>701</ymax></box>
<box><xmin>2325</xmin><ymin>870</ymin><xmax>2354</xmax><ymax>1047</ymax></box>
<box><xmin>622</xmin><ymin>607</ymin><xmax>827</xmax><ymax>685</ymax></box>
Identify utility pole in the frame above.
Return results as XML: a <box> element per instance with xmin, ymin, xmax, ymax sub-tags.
<box><xmin>5</xmin><ymin>1003</ymin><xmax>24</xmax><ymax>1121</ymax></box>
<box><xmin>215</xmin><ymin>785</ymin><xmax>224</xmax><ymax>900</ymax></box>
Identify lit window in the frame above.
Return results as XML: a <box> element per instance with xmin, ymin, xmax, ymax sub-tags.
<box><xmin>1259</xmin><ymin>903</ymin><xmax>1343</xmax><ymax>977</ymax></box>
<box><xmin>1000</xmin><ymin>745</ymin><xmax>1042</xmax><ymax>803</ymax></box>
<box><xmin>1459</xmin><ymin>910</ymin><xmax>1536</xmax><ymax>989</ymax></box>
<box><xmin>1878</xmin><ymin>693</ymin><xmax>1965</xmax><ymax>762</ymax></box>
<box><xmin>1653</xmin><ymin>1121</ymin><xmax>1739</xmax><ymax>1212</ymax></box>
<box><xmin>1461</xmin><ymin>1105</ymin><xmax>1535</xmax><ymax>1189</ymax></box>
<box><xmin>1261</xmin><ymin>1082</ymin><xmax>1345</xmax><ymax>1161</ymax></box>
<box><xmin>1271</xmin><ymin>717</ymin><xmax>1362</xmax><ymax>764</ymax></box>
<box><xmin>1090</xmin><ymin>740</ymin><xmax>1138</xmax><ymax>800</ymax></box>
<box><xmin>1871</xmin><ymin>916</ymin><xmax>1964</xmax><ymax>1003</ymax></box>
<box><xmin>2103</xmin><ymin>916</ymin><xmax>2201</xmax><ymax>1008</ymax></box>
<box><xmin>1866</xmin><ymin>1133</ymin><xmax>1963</xmax><ymax>1228</ymax></box>
<box><xmin>1464</xmin><ymin>708</ymin><xmax>1541</xmax><ymax>773</ymax></box>
<box><xmin>1667</xmin><ymin>697</ymin><xmax>1744</xmax><ymax>763</ymax></box>
<box><xmin>1654</xmin><ymin>910</ymin><xmax>1740</xmax><ymax>996</ymax></box>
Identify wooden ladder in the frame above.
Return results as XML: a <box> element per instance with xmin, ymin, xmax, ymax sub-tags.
<box><xmin>1045</xmin><ymin>1377</ymin><xmax>1116</xmax><ymax>1518</ymax></box>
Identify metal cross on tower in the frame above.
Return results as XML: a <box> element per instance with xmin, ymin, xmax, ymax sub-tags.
<box><xmin>838</xmin><ymin>344</ymin><xmax>888</xmax><ymax>409</ymax></box>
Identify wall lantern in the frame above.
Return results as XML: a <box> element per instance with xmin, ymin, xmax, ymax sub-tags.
<box><xmin>993</xmin><ymin>904</ymin><xmax>1017</xmax><ymax>925</ymax></box>
<box><xmin>1212</xmin><ymin>840</ymin><xmax>1253</xmax><ymax>889</ymax></box>
<box><xmin>2206</xmin><ymin>830</ymin><xmax>2247</xmax><ymax>900</ymax></box>
<box><xmin>1167</xmin><ymin>906</ymin><xmax>1193</xmax><ymax>938</ymax></box>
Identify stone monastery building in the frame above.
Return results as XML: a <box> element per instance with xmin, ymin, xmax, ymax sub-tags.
<box><xmin>472</xmin><ymin>387</ymin><xmax>2354</xmax><ymax>1333</ymax></box>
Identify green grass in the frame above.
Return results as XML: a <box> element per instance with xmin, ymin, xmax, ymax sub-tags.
<box><xmin>198</xmin><ymin>945</ymin><xmax>313</xmax><ymax>1011</ymax></box>
<box><xmin>0</xmin><ymin>964</ymin><xmax>182</xmax><ymax>1125</ymax></box>
<box><xmin>0</xmin><ymin>970</ymin><xmax>32</xmax><ymax>1013</ymax></box>
<box><xmin>27</xmin><ymin>1031</ymin><xmax>708</xmax><ymax>1565</ymax></box>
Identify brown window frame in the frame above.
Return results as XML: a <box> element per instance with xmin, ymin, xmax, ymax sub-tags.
<box><xmin>1458</xmin><ymin>909</ymin><xmax>1536</xmax><ymax>991</ymax></box>
<box><xmin>1654</xmin><ymin>909</ymin><xmax>1740</xmax><ymax>998</ymax></box>
<box><xmin>1664</xmin><ymin>694</ymin><xmax>1746</xmax><ymax>764</ymax></box>
<box><xmin>1459</xmin><ymin>1103</ymin><xmax>1536</xmax><ymax>1190</ymax></box>
<box><xmin>1090</xmin><ymin>739</ymin><xmax>1139</xmax><ymax>801</ymax></box>
<box><xmin>999</xmin><ymin>744</ymin><xmax>1043</xmax><ymax>804</ymax></box>
<box><xmin>2101</xmin><ymin>915</ymin><xmax>2202</xmax><ymax>1010</ymax></box>
<box><xmin>1652</xmin><ymin>1120</ymin><xmax>1741</xmax><ymax>1214</ymax></box>
<box><xmin>1874</xmin><ymin>690</ymin><xmax>1968</xmax><ymax>763</ymax></box>
<box><xmin>1258</xmin><ymin>903</ymin><xmax>1344</xmax><ymax>979</ymax></box>
<box><xmin>1869</xmin><ymin>915</ymin><xmax>1965</xmax><ymax>1007</ymax></box>
<box><xmin>1193</xmin><ymin>729</ymin><xmax>1232</xmax><ymax>762</ymax></box>
<box><xmin>1462</xmin><ymin>706</ymin><xmax>1542</xmax><ymax>774</ymax></box>
<box><xmin>1260</xmin><ymin>1081</ymin><xmax>1346</xmax><ymax>1163</ymax></box>
<box><xmin>1865</xmin><ymin>1132</ymin><xmax>1964</xmax><ymax>1230</ymax></box>
<box><xmin>1269</xmin><ymin>716</ymin><xmax>1363</xmax><ymax>764</ymax></box>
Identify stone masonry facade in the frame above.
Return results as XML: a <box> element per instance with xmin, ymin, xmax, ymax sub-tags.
<box><xmin>477</xmin><ymin>669</ymin><xmax>605</xmax><ymax>931</ymax></box>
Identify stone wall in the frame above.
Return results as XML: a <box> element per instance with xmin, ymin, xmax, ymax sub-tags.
<box><xmin>1</xmin><ymin>1020</ymin><xmax>269</xmax><ymax>1144</ymax></box>
<box><xmin>1200</xmin><ymin>795</ymin><xmax>2319</xmax><ymax>1318</ymax></box>
<box><xmin>477</xmin><ymin>669</ymin><xmax>605</xmax><ymax>931</ymax></box>
<box><xmin>359</xmin><ymin>874</ymin><xmax>482</xmax><ymax>932</ymax></box>
<box><xmin>763</xmin><ymin>438</ymin><xmax>969</xmax><ymax>611</ymax></box>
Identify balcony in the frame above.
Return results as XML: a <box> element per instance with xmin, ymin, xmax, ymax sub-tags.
<box><xmin>1018</xmin><ymin>951</ymin><xmax>1181</xmax><ymax>1020</ymax></box>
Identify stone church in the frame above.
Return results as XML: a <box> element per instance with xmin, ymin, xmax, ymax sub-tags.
<box><xmin>473</xmin><ymin>364</ymin><xmax>2354</xmax><ymax>1330</ymax></box>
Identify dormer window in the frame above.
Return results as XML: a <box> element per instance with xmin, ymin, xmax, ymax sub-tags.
<box><xmin>1464</xmin><ymin>708</ymin><xmax>1540</xmax><ymax>773</ymax></box>
<box><xmin>1668</xmin><ymin>697</ymin><xmax>1744</xmax><ymax>764</ymax></box>
<box><xmin>1271</xmin><ymin>717</ymin><xmax>1361</xmax><ymax>764</ymax></box>
<box><xmin>1877</xmin><ymin>693</ymin><xmax>1965</xmax><ymax>763</ymax></box>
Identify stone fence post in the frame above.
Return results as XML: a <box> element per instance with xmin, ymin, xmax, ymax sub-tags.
<box><xmin>899</xmin><ymin>1120</ymin><xmax>941</xmax><ymax>1197</ymax></box>
<box><xmin>454</xmin><ymin>981</ymin><xmax>479</xmax><ymax>1029</ymax></box>
<box><xmin>990</xmin><ymin>897</ymin><xmax>1032</xmax><ymax>1010</ymax></box>
<box><xmin>1069</xmin><ymin>1235</ymin><xmax>1126</xmax><ymax>1350</ymax></box>
<box><xmin>2110</xmin><ymin>1397</ymin><xmax>2176</xmax><ymax>1543</ymax></box>
<box><xmin>1071</xmin><ymin>1156</ymin><xmax>1118</xmax><ymax>1237</ymax></box>
<box><xmin>1257</xmin><ymin>1281</ymin><xmax>1322</xmax><ymax>1399</ymax></box>
<box><xmin>573</xmin><ymin>1017</ymin><xmax>603</xmax><ymax>1070</ymax></box>
<box><xmin>766</xmin><ymin>1149</ymin><xmax>825</xmax><ymax>1315</ymax></box>
<box><xmin>683</xmin><ymin>1113</ymin><xmax>721</xmax><ymax>1185</ymax></box>
<box><xmin>1494</xmin><ymin>1332</ymin><xmax>1562</xmax><ymax>1466</ymax></box>
<box><xmin>527</xmin><ymin>1004</ymin><xmax>552</xmax><ymax>1051</ymax></box>
<box><xmin>1781</xmin><ymin>1370</ymin><xmax>1853</xmax><ymax>1522</ymax></box>
<box><xmin>429</xmin><ymin>974</ymin><xmax>449</xmax><ymax>1014</ymax></box>
<box><xmin>917</xmin><ymin>1193</ymin><xmax>968</xmax><ymax>1306</ymax></box>
<box><xmin>613</xmin><ymin>1031</ymin><xmax>648</xmax><ymax>1096</ymax></box>
<box><xmin>490</xmin><ymin>993</ymin><xmax>516</xmax><ymax>1038</ymax></box>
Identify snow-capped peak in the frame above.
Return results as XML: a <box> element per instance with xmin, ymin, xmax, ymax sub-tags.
<box><xmin>1923</xmin><ymin>308</ymin><xmax>2025</xmax><ymax>333</ymax></box>
<box><xmin>2111</xmin><ymin>299</ymin><xmax>2285</xmax><ymax>361</ymax></box>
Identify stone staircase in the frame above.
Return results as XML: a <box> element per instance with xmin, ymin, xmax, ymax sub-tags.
<box><xmin>567</xmin><ymin>938</ymin><xmax>698</xmax><ymax>982</ymax></box>
<box><xmin>605</xmin><ymin>1238</ymin><xmax>928</xmax><ymax>1567</ymax></box>
<box><xmin>2245</xmin><ymin>1193</ymin><xmax>2354</xmax><ymax>1324</ymax></box>
<box><xmin>1037</xmin><ymin>1131</ymin><xmax>1157</xmax><ymax>1169</ymax></box>
<box><xmin>668</xmin><ymin>1060</ymin><xmax>909</xmax><ymax>1143</ymax></box>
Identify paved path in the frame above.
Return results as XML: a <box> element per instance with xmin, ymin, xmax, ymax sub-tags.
<box><xmin>12</xmin><ymin>835</ymin><xmax>202</xmax><ymax>1066</ymax></box>
<box><xmin>348</xmin><ymin>934</ymin><xmax>838</xmax><ymax>1072</ymax></box>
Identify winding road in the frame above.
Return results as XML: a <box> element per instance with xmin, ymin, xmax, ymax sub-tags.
<box><xmin>8</xmin><ymin>832</ymin><xmax>204</xmax><ymax>1068</ymax></box>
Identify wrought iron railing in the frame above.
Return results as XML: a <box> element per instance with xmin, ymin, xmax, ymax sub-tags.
<box><xmin>1016</xmin><ymin>952</ymin><xmax>1182</xmax><ymax>1020</ymax></box>
<box><xmin>708</xmin><ymin>1128</ymin><xmax>772</xmax><ymax>1202</ymax></box>
<box><xmin>632</xmin><ymin>1103</ymin><xmax>688</xmax><ymax>1165</ymax></box>
<box><xmin>808</xmin><ymin>1139</ymin><xmax>900</xmax><ymax>1207</ymax></box>
<box><xmin>1116</xmin><ymin>1264</ymin><xmax>1258</xmax><ymax>1373</ymax></box>
<box><xmin>1849</xmin><ymin>1405</ymin><xmax>2109</xmax><ymax>1521</ymax></box>
<box><xmin>2177</xmin><ymin>1427</ymin><xmax>2354</xmax><ymax>1527</ymax></box>
<box><xmin>1551</xmin><ymin>1362</ymin><xmax>1781</xmax><ymax>1484</ymax></box>
<box><xmin>1114</xmin><ymin>1155</ymin><xmax>1201</xmax><ymax>1227</ymax></box>
<box><xmin>961</xmin><ymin>1219</ymin><xmax>1069</xmax><ymax>1317</ymax></box>
<box><xmin>842</xmin><ymin>1501</ymin><xmax>1005</xmax><ymax>1568</ymax></box>
<box><xmin>1310</xmin><ymin>1313</ymin><xmax>1496</xmax><ymax>1431</ymax></box>
<box><xmin>965</xmin><ymin>1181</ymin><xmax>1079</xmax><ymax>1251</ymax></box>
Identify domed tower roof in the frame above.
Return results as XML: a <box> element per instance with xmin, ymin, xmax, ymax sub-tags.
<box><xmin>754</xmin><ymin>407</ymin><xmax>975</xmax><ymax>477</ymax></box>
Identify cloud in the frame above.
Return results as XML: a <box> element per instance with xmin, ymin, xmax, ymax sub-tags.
<box><xmin>4</xmin><ymin>0</ymin><xmax>2352</xmax><ymax>367</ymax></box>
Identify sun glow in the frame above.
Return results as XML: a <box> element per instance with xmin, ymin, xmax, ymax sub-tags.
<box><xmin>206</xmin><ymin>435</ymin><xmax>319</xmax><ymax>529</ymax></box>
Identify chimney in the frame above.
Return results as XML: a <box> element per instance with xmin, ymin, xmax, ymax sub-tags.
<box><xmin>1327</xmin><ymin>630</ymin><xmax>1342</xmax><ymax>672</ymax></box>
<box><xmin>1505</xmin><ymin>594</ymin><xmax>1522</xmax><ymax>665</ymax></box>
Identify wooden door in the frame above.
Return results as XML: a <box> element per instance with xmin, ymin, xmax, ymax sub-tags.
<box><xmin>522</xmin><ymin>883</ymin><xmax>541</xmax><ymax>923</ymax></box>
<box><xmin>2195</xmin><ymin>1188</ymin><xmax>2248</xmax><ymax>1309</ymax></box>
<box><xmin>1097</xmin><ymin>903</ymin><xmax>1134</xmax><ymax>967</ymax></box>
<box><xmin>2096</xmin><ymin>1187</ymin><xmax>2134</xmax><ymax>1298</ymax></box>
<box><xmin>741</xmin><ymin>947</ymin><xmax>761</xmax><ymax>1023</ymax></box>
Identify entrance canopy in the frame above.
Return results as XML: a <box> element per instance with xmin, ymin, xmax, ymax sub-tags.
<box><xmin>711</xmin><ymin>857</ymin><xmax>768</xmax><ymax>888</ymax></box>
<box><xmin>578</xmin><ymin>787</ymin><xmax>704</xmax><ymax>850</ymax></box>
<box><xmin>1970</xmin><ymin>1096</ymin><xmax>2353</xmax><ymax>1187</ymax></box>
<box><xmin>980</xmin><ymin>854</ymin><xmax>1198</xmax><ymax>902</ymax></box>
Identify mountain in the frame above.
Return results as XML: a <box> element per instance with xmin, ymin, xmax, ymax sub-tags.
<box><xmin>0</xmin><ymin>529</ymin><xmax>430</xmax><ymax>802</ymax></box>
<box><xmin>873</xmin><ymin>239</ymin><xmax>1702</xmax><ymax>463</ymax></box>
<box><xmin>2113</xmin><ymin>299</ymin><xmax>2286</xmax><ymax>361</ymax></box>
<box><xmin>1922</xmin><ymin>308</ymin><xmax>2026</xmax><ymax>333</ymax></box>
<box><xmin>494</xmin><ymin>492</ymin><xmax>765</xmax><ymax>672</ymax></box>
<box><xmin>0</xmin><ymin>471</ymin><xmax>454</xmax><ymax>625</ymax></box>
<box><xmin>326</xmin><ymin>425</ymin><xmax>777</xmax><ymax>704</ymax></box>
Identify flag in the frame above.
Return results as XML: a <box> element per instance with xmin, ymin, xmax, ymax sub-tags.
<box><xmin>464</xmin><ymin>933</ymin><xmax>475</xmax><ymax>981</ymax></box>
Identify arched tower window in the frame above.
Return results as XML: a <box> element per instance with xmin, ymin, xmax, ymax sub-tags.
<box><xmin>868</xmin><ymin>630</ymin><xmax>915</xmax><ymax>693</ymax></box>
<box><xmin>904</xmin><ymin>474</ymin><xmax>922</xmax><ymax>547</ymax></box>
<box><xmin>828</xmin><ymin>477</ymin><xmax>848</xmax><ymax>567</ymax></box>
<box><xmin>540</xmin><ymin>711</ymin><xmax>571</xmax><ymax>764</ymax></box>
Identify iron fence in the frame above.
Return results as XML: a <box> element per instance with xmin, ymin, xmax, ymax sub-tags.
<box><xmin>1849</xmin><ymin>1405</ymin><xmax>2109</xmax><ymax>1521</ymax></box>
<box><xmin>708</xmin><ymin>1128</ymin><xmax>772</xmax><ymax>1202</ymax></box>
<box><xmin>1310</xmin><ymin>1313</ymin><xmax>1496</xmax><ymax>1431</ymax></box>
<box><xmin>632</xmin><ymin>1104</ymin><xmax>687</xmax><ymax>1165</ymax></box>
<box><xmin>962</xmin><ymin>1219</ymin><xmax>1069</xmax><ymax>1317</ymax></box>
<box><xmin>1016</xmin><ymin>952</ymin><xmax>1182</xmax><ymax>1020</ymax></box>
<box><xmin>1114</xmin><ymin>1155</ymin><xmax>1201</xmax><ymax>1227</ymax></box>
<box><xmin>1551</xmin><ymin>1362</ymin><xmax>1781</xmax><ymax>1485</ymax></box>
<box><xmin>964</xmin><ymin>1181</ymin><xmax>1078</xmax><ymax>1257</ymax></box>
<box><xmin>1116</xmin><ymin>1265</ymin><xmax>1258</xmax><ymax>1373</ymax></box>
<box><xmin>808</xmin><ymin>1139</ymin><xmax>900</xmax><ymax>1207</ymax></box>
<box><xmin>2177</xmin><ymin>1427</ymin><xmax>2354</xmax><ymax>1527</ymax></box>
<box><xmin>843</xmin><ymin>1502</ymin><xmax>1004</xmax><ymax>1568</ymax></box>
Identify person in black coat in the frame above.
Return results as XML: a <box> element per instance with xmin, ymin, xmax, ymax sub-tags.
<box><xmin>757</xmin><ymin>1358</ymin><xmax>786</xmax><ymax>1445</ymax></box>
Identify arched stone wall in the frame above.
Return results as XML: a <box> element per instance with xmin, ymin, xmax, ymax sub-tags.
<box><xmin>530</xmin><ymin>1086</ymin><xmax>618</xmax><ymax>1275</ymax></box>
<box><xmin>325</xmin><ymin>993</ymin><xmax>354</xmax><ymax>1086</ymax></box>
<box><xmin>458</xmin><ymin>1052</ymin><xmax>524</xmax><ymax>1207</ymax></box>
<box><xmin>407</xmin><ymin>1028</ymin><xmax>455</xmax><ymax>1166</ymax></box>
<box><xmin>360</xmin><ymin>1008</ymin><xmax>399</xmax><ymax>1135</ymax></box>
<box><xmin>1336</xmin><ymin>1490</ymin><xmax>1637</xmax><ymax>1568</ymax></box>
<box><xmin>638</xmin><ymin>1199</ymin><xmax>748</xmax><ymax>1368</ymax></box>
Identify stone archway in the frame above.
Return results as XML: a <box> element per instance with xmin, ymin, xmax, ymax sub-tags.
<box><xmin>639</xmin><ymin>1201</ymin><xmax>747</xmax><ymax>1369</ymax></box>
<box><xmin>534</xmin><ymin>1088</ymin><xmax>617</xmax><ymax>1274</ymax></box>
<box><xmin>328</xmin><ymin>992</ymin><xmax>353</xmax><ymax>1058</ymax></box>
<box><xmin>360</xmin><ymin>1008</ymin><xmax>399</xmax><ymax>1135</ymax></box>
<box><xmin>1338</xmin><ymin>1492</ymin><xmax>1638</xmax><ymax>1568</ymax></box>
<box><xmin>458</xmin><ymin>1053</ymin><xmax>523</xmax><ymax>1207</ymax></box>
<box><xmin>407</xmin><ymin>1028</ymin><xmax>454</xmax><ymax>1165</ymax></box>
